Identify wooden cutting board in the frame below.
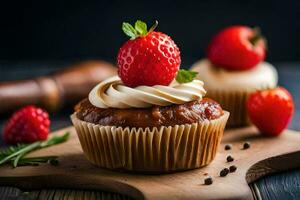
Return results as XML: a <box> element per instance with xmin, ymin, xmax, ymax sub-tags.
<box><xmin>1</xmin><ymin>126</ymin><xmax>300</xmax><ymax>200</ymax></box>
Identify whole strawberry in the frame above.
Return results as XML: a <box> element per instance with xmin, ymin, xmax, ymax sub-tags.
<box><xmin>207</xmin><ymin>26</ymin><xmax>266</xmax><ymax>71</ymax></box>
<box><xmin>3</xmin><ymin>106</ymin><xmax>50</xmax><ymax>144</ymax></box>
<box><xmin>117</xmin><ymin>20</ymin><xmax>181</xmax><ymax>87</ymax></box>
<box><xmin>247</xmin><ymin>87</ymin><xmax>294</xmax><ymax>136</ymax></box>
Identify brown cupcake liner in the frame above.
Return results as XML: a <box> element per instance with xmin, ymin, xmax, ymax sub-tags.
<box><xmin>71</xmin><ymin>111</ymin><xmax>229</xmax><ymax>173</ymax></box>
<box><xmin>206</xmin><ymin>90</ymin><xmax>249</xmax><ymax>127</ymax></box>
<box><xmin>206</xmin><ymin>84</ymin><xmax>273</xmax><ymax>127</ymax></box>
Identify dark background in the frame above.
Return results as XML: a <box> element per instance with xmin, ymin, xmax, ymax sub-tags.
<box><xmin>0</xmin><ymin>0</ymin><xmax>299</xmax><ymax>67</ymax></box>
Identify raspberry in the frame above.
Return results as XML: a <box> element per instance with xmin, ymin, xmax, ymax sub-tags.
<box><xmin>2</xmin><ymin>106</ymin><xmax>50</xmax><ymax>144</ymax></box>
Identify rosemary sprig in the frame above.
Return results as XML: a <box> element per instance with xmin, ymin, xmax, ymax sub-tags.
<box><xmin>11</xmin><ymin>156</ymin><xmax>58</xmax><ymax>167</ymax></box>
<box><xmin>0</xmin><ymin>143</ymin><xmax>27</xmax><ymax>159</ymax></box>
<box><xmin>0</xmin><ymin>132</ymin><xmax>69</xmax><ymax>167</ymax></box>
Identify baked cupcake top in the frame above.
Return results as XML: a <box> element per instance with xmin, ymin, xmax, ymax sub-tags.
<box><xmin>75</xmin><ymin>98</ymin><xmax>223</xmax><ymax>127</ymax></box>
<box><xmin>192</xmin><ymin>59</ymin><xmax>278</xmax><ymax>91</ymax></box>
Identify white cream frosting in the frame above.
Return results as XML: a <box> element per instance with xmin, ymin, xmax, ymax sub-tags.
<box><xmin>89</xmin><ymin>76</ymin><xmax>206</xmax><ymax>109</ymax></box>
<box><xmin>191</xmin><ymin>59</ymin><xmax>278</xmax><ymax>91</ymax></box>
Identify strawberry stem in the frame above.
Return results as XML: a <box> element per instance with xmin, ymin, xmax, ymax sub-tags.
<box><xmin>149</xmin><ymin>20</ymin><xmax>158</xmax><ymax>33</ymax></box>
<box><xmin>250</xmin><ymin>27</ymin><xmax>264</xmax><ymax>46</ymax></box>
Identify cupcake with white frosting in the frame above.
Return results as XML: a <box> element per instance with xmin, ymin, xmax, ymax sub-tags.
<box><xmin>71</xmin><ymin>20</ymin><xmax>229</xmax><ymax>173</ymax></box>
<box><xmin>192</xmin><ymin>60</ymin><xmax>277</xmax><ymax>127</ymax></box>
<box><xmin>71</xmin><ymin>75</ymin><xmax>229</xmax><ymax>173</ymax></box>
<box><xmin>191</xmin><ymin>26</ymin><xmax>278</xmax><ymax>127</ymax></box>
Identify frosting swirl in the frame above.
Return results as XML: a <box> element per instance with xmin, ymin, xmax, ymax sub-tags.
<box><xmin>89</xmin><ymin>76</ymin><xmax>206</xmax><ymax>109</ymax></box>
<box><xmin>191</xmin><ymin>59</ymin><xmax>278</xmax><ymax>91</ymax></box>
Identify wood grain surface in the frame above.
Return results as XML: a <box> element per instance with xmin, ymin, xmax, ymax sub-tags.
<box><xmin>0</xmin><ymin>187</ymin><xmax>133</xmax><ymax>200</ymax></box>
<box><xmin>1</xmin><ymin>126</ymin><xmax>300</xmax><ymax>200</ymax></box>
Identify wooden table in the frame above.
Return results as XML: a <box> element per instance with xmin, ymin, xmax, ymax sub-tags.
<box><xmin>0</xmin><ymin>61</ymin><xmax>300</xmax><ymax>200</ymax></box>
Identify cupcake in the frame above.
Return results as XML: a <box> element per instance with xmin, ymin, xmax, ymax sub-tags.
<box><xmin>71</xmin><ymin>20</ymin><xmax>229</xmax><ymax>173</ymax></box>
<box><xmin>191</xmin><ymin>26</ymin><xmax>278</xmax><ymax>127</ymax></box>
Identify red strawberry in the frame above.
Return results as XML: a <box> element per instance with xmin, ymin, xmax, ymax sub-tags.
<box><xmin>207</xmin><ymin>26</ymin><xmax>266</xmax><ymax>71</ymax></box>
<box><xmin>117</xmin><ymin>20</ymin><xmax>181</xmax><ymax>87</ymax></box>
<box><xmin>247</xmin><ymin>87</ymin><xmax>294</xmax><ymax>136</ymax></box>
<box><xmin>3</xmin><ymin>106</ymin><xmax>50</xmax><ymax>144</ymax></box>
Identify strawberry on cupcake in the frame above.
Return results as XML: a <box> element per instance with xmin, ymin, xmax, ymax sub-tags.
<box><xmin>118</xmin><ymin>20</ymin><xmax>181</xmax><ymax>87</ymax></box>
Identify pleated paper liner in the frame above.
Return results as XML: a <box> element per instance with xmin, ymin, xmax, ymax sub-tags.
<box><xmin>205</xmin><ymin>90</ymin><xmax>249</xmax><ymax>127</ymax></box>
<box><xmin>206</xmin><ymin>84</ymin><xmax>275</xmax><ymax>127</ymax></box>
<box><xmin>71</xmin><ymin>111</ymin><xmax>229</xmax><ymax>173</ymax></box>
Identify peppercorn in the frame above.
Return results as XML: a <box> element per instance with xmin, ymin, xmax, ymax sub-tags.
<box><xmin>229</xmin><ymin>165</ymin><xmax>237</xmax><ymax>173</ymax></box>
<box><xmin>204</xmin><ymin>177</ymin><xmax>213</xmax><ymax>185</ymax></box>
<box><xmin>220</xmin><ymin>168</ymin><xmax>229</xmax><ymax>177</ymax></box>
<box><xmin>225</xmin><ymin>144</ymin><xmax>232</xmax><ymax>150</ymax></box>
<box><xmin>226</xmin><ymin>155</ymin><xmax>234</xmax><ymax>162</ymax></box>
<box><xmin>243</xmin><ymin>142</ymin><xmax>251</xmax><ymax>149</ymax></box>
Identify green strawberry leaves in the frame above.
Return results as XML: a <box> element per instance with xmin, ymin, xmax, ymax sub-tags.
<box><xmin>249</xmin><ymin>27</ymin><xmax>268</xmax><ymax>50</ymax></box>
<box><xmin>122</xmin><ymin>22</ymin><xmax>138</xmax><ymax>39</ymax></box>
<box><xmin>135</xmin><ymin>20</ymin><xmax>147</xmax><ymax>36</ymax></box>
<box><xmin>176</xmin><ymin>70</ymin><xmax>198</xmax><ymax>83</ymax></box>
<box><xmin>122</xmin><ymin>20</ymin><xmax>158</xmax><ymax>40</ymax></box>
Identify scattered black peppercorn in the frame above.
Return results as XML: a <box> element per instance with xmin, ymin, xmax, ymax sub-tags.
<box><xmin>226</xmin><ymin>155</ymin><xmax>234</xmax><ymax>162</ymax></box>
<box><xmin>204</xmin><ymin>177</ymin><xmax>213</xmax><ymax>185</ymax></box>
<box><xmin>229</xmin><ymin>165</ymin><xmax>237</xmax><ymax>173</ymax></box>
<box><xmin>224</xmin><ymin>144</ymin><xmax>232</xmax><ymax>150</ymax></box>
<box><xmin>49</xmin><ymin>159</ymin><xmax>59</xmax><ymax>166</ymax></box>
<box><xmin>220</xmin><ymin>168</ymin><xmax>229</xmax><ymax>177</ymax></box>
<box><xmin>243</xmin><ymin>142</ymin><xmax>251</xmax><ymax>149</ymax></box>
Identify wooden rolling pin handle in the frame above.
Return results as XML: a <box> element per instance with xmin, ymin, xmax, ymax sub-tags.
<box><xmin>52</xmin><ymin>60</ymin><xmax>117</xmax><ymax>106</ymax></box>
<box><xmin>0</xmin><ymin>60</ymin><xmax>117</xmax><ymax>114</ymax></box>
<box><xmin>35</xmin><ymin>77</ymin><xmax>61</xmax><ymax>112</ymax></box>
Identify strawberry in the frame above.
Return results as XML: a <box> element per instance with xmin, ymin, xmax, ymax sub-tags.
<box><xmin>247</xmin><ymin>87</ymin><xmax>294</xmax><ymax>136</ymax></box>
<box><xmin>207</xmin><ymin>26</ymin><xmax>266</xmax><ymax>71</ymax></box>
<box><xmin>117</xmin><ymin>20</ymin><xmax>181</xmax><ymax>87</ymax></box>
<box><xmin>3</xmin><ymin>106</ymin><xmax>50</xmax><ymax>144</ymax></box>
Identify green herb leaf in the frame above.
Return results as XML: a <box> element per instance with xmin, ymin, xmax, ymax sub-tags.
<box><xmin>13</xmin><ymin>152</ymin><xmax>26</xmax><ymax>168</ymax></box>
<box><xmin>0</xmin><ymin>143</ymin><xmax>27</xmax><ymax>159</ymax></box>
<box><xmin>122</xmin><ymin>22</ymin><xmax>138</xmax><ymax>39</ymax></box>
<box><xmin>13</xmin><ymin>156</ymin><xmax>57</xmax><ymax>167</ymax></box>
<box><xmin>0</xmin><ymin>141</ymin><xmax>42</xmax><ymax>165</ymax></box>
<box><xmin>0</xmin><ymin>132</ymin><xmax>69</xmax><ymax>167</ymax></box>
<box><xmin>135</xmin><ymin>20</ymin><xmax>147</xmax><ymax>36</ymax></box>
<box><xmin>19</xmin><ymin>156</ymin><xmax>57</xmax><ymax>163</ymax></box>
<box><xmin>176</xmin><ymin>69</ymin><xmax>198</xmax><ymax>83</ymax></box>
<box><xmin>14</xmin><ymin>161</ymin><xmax>40</xmax><ymax>166</ymax></box>
<box><xmin>40</xmin><ymin>132</ymin><xmax>70</xmax><ymax>148</ymax></box>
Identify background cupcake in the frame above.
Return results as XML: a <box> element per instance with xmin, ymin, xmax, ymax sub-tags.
<box><xmin>192</xmin><ymin>26</ymin><xmax>278</xmax><ymax>127</ymax></box>
<box><xmin>71</xmin><ymin>20</ymin><xmax>229</xmax><ymax>173</ymax></box>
